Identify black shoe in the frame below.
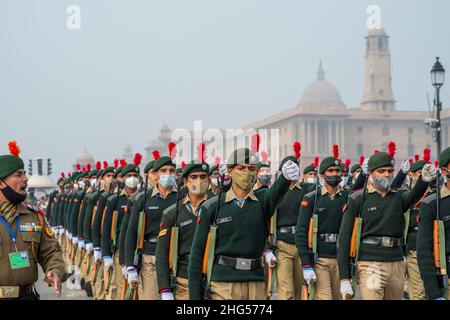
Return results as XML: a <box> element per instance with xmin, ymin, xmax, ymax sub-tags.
<box><xmin>80</xmin><ymin>277</ymin><xmax>86</xmax><ymax>290</ymax></box>
<box><xmin>85</xmin><ymin>282</ymin><xmax>93</xmax><ymax>297</ymax></box>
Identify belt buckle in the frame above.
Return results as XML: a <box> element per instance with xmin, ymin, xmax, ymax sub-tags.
<box><xmin>329</xmin><ymin>234</ymin><xmax>337</xmax><ymax>242</ymax></box>
<box><xmin>236</xmin><ymin>258</ymin><xmax>252</xmax><ymax>271</ymax></box>
<box><xmin>291</xmin><ymin>226</ymin><xmax>296</xmax><ymax>234</ymax></box>
<box><xmin>0</xmin><ymin>286</ymin><xmax>19</xmax><ymax>299</ymax></box>
<box><xmin>381</xmin><ymin>237</ymin><xmax>392</xmax><ymax>247</ymax></box>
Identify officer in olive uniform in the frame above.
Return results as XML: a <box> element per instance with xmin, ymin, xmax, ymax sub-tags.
<box><xmin>337</xmin><ymin>150</ymin><xmax>435</xmax><ymax>300</ymax></box>
<box><xmin>0</xmin><ymin>141</ymin><xmax>66</xmax><ymax>300</ymax></box>
<box><xmin>188</xmin><ymin>147</ymin><xmax>300</xmax><ymax>300</ymax></box>
<box><xmin>417</xmin><ymin>147</ymin><xmax>450</xmax><ymax>300</ymax></box>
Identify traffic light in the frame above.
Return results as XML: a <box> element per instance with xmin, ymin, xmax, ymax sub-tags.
<box><xmin>28</xmin><ymin>159</ymin><xmax>33</xmax><ymax>176</ymax></box>
<box><xmin>47</xmin><ymin>159</ymin><xmax>52</xmax><ymax>176</ymax></box>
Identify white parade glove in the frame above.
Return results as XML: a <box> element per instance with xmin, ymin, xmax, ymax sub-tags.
<box><xmin>121</xmin><ymin>265</ymin><xmax>128</xmax><ymax>278</ymax></box>
<box><xmin>401</xmin><ymin>160</ymin><xmax>410</xmax><ymax>173</ymax></box>
<box><xmin>86</xmin><ymin>242</ymin><xmax>94</xmax><ymax>253</ymax></box>
<box><xmin>303</xmin><ymin>267</ymin><xmax>317</xmax><ymax>285</ymax></box>
<box><xmin>127</xmin><ymin>267</ymin><xmax>139</xmax><ymax>286</ymax></box>
<box><xmin>52</xmin><ymin>227</ymin><xmax>58</xmax><ymax>235</ymax></box>
<box><xmin>72</xmin><ymin>236</ymin><xmax>78</xmax><ymax>246</ymax></box>
<box><xmin>161</xmin><ymin>292</ymin><xmax>175</xmax><ymax>300</ymax></box>
<box><xmin>219</xmin><ymin>160</ymin><xmax>231</xmax><ymax>186</ymax></box>
<box><xmin>340</xmin><ymin>279</ymin><xmax>354</xmax><ymax>300</ymax></box>
<box><xmin>93</xmin><ymin>248</ymin><xmax>102</xmax><ymax>262</ymax></box>
<box><xmin>422</xmin><ymin>163</ymin><xmax>437</xmax><ymax>182</ymax></box>
<box><xmin>362</xmin><ymin>158</ymin><xmax>369</xmax><ymax>175</ymax></box>
<box><xmin>78</xmin><ymin>239</ymin><xmax>85</xmax><ymax>249</ymax></box>
<box><xmin>103</xmin><ymin>256</ymin><xmax>114</xmax><ymax>270</ymax></box>
<box><xmin>436</xmin><ymin>297</ymin><xmax>446</xmax><ymax>300</ymax></box>
<box><xmin>68</xmin><ymin>232</ymin><xmax>72</xmax><ymax>239</ymax></box>
<box><xmin>65</xmin><ymin>229</ymin><xmax>69</xmax><ymax>237</ymax></box>
<box><xmin>282</xmin><ymin>160</ymin><xmax>300</xmax><ymax>181</ymax></box>
<box><xmin>263</xmin><ymin>251</ymin><xmax>277</xmax><ymax>268</ymax></box>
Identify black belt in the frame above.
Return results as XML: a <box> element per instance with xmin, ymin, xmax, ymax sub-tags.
<box><xmin>362</xmin><ymin>236</ymin><xmax>402</xmax><ymax>248</ymax></box>
<box><xmin>318</xmin><ymin>233</ymin><xmax>338</xmax><ymax>242</ymax></box>
<box><xmin>278</xmin><ymin>226</ymin><xmax>296</xmax><ymax>234</ymax></box>
<box><xmin>408</xmin><ymin>226</ymin><xmax>418</xmax><ymax>233</ymax></box>
<box><xmin>145</xmin><ymin>236</ymin><xmax>158</xmax><ymax>244</ymax></box>
<box><xmin>215</xmin><ymin>255</ymin><xmax>262</xmax><ymax>271</ymax></box>
<box><xmin>178</xmin><ymin>254</ymin><xmax>190</xmax><ymax>263</ymax></box>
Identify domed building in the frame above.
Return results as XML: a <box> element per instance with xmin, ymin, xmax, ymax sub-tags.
<box><xmin>74</xmin><ymin>149</ymin><xmax>95</xmax><ymax>170</ymax></box>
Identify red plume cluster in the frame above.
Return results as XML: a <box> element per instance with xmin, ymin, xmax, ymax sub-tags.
<box><xmin>333</xmin><ymin>144</ymin><xmax>339</xmax><ymax>159</ymax></box>
<box><xmin>114</xmin><ymin>159</ymin><xmax>119</xmax><ymax>169</ymax></box>
<box><xmin>168</xmin><ymin>142</ymin><xmax>177</xmax><ymax>159</ymax></box>
<box><xmin>313</xmin><ymin>156</ymin><xmax>319</xmax><ymax>168</ymax></box>
<box><xmin>68</xmin><ymin>173</ymin><xmax>72</xmax><ymax>177</ymax></box>
<box><xmin>152</xmin><ymin>150</ymin><xmax>161</xmax><ymax>161</ymax></box>
<box><xmin>408</xmin><ymin>159</ymin><xmax>413</xmax><ymax>164</ymax></box>
<box><xmin>251</xmin><ymin>133</ymin><xmax>261</xmax><ymax>153</ymax></box>
<box><xmin>359</xmin><ymin>155</ymin><xmax>365</xmax><ymax>165</ymax></box>
<box><xmin>103</xmin><ymin>161</ymin><xmax>109</xmax><ymax>169</ymax></box>
<box><xmin>134</xmin><ymin>153</ymin><xmax>143</xmax><ymax>167</ymax></box>
<box><xmin>197</xmin><ymin>143</ymin><xmax>206</xmax><ymax>163</ymax></box>
<box><xmin>215</xmin><ymin>156</ymin><xmax>221</xmax><ymax>167</ymax></box>
<box><xmin>61</xmin><ymin>172</ymin><xmax>65</xmax><ymax>178</ymax></box>
<box><xmin>345</xmin><ymin>159</ymin><xmax>351</xmax><ymax>169</ymax></box>
<box><xmin>181</xmin><ymin>161</ymin><xmax>186</xmax><ymax>169</ymax></box>
<box><xmin>120</xmin><ymin>159</ymin><xmax>127</xmax><ymax>167</ymax></box>
<box><xmin>387</xmin><ymin>141</ymin><xmax>396</xmax><ymax>158</ymax></box>
<box><xmin>293</xmin><ymin>142</ymin><xmax>301</xmax><ymax>158</ymax></box>
<box><xmin>261</xmin><ymin>151</ymin><xmax>268</xmax><ymax>162</ymax></box>
<box><xmin>87</xmin><ymin>163</ymin><xmax>91</xmax><ymax>172</ymax></box>
<box><xmin>423</xmin><ymin>148</ymin><xmax>431</xmax><ymax>163</ymax></box>
<box><xmin>82</xmin><ymin>167</ymin><xmax>86</xmax><ymax>173</ymax></box>
<box><xmin>8</xmin><ymin>141</ymin><xmax>21</xmax><ymax>157</ymax></box>
<box><xmin>76</xmin><ymin>164</ymin><xmax>81</xmax><ymax>171</ymax></box>
<box><xmin>373</xmin><ymin>150</ymin><xmax>379</xmax><ymax>154</ymax></box>
<box><xmin>414</xmin><ymin>154</ymin><xmax>420</xmax><ymax>162</ymax></box>
<box><xmin>435</xmin><ymin>160</ymin><xmax>439</xmax><ymax>168</ymax></box>
<box><xmin>96</xmin><ymin>161</ymin><xmax>101</xmax><ymax>171</ymax></box>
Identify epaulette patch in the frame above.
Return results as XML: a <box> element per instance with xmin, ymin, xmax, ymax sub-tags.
<box><xmin>44</xmin><ymin>225</ymin><xmax>54</xmax><ymax>237</ymax></box>
<box><xmin>158</xmin><ymin>228</ymin><xmax>168</xmax><ymax>238</ymax></box>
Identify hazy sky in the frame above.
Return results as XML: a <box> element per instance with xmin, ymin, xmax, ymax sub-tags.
<box><xmin>1</xmin><ymin>0</ymin><xmax>449</xmax><ymax>178</ymax></box>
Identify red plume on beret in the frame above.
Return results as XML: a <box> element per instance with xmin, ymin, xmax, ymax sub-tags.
<box><xmin>313</xmin><ymin>156</ymin><xmax>319</xmax><ymax>168</ymax></box>
<box><xmin>114</xmin><ymin>159</ymin><xmax>119</xmax><ymax>169</ymax></box>
<box><xmin>333</xmin><ymin>144</ymin><xmax>339</xmax><ymax>159</ymax></box>
<box><xmin>359</xmin><ymin>155</ymin><xmax>365</xmax><ymax>165</ymax></box>
<box><xmin>408</xmin><ymin>159</ymin><xmax>413</xmax><ymax>164</ymax></box>
<box><xmin>345</xmin><ymin>159</ymin><xmax>351</xmax><ymax>170</ymax></box>
<box><xmin>435</xmin><ymin>160</ymin><xmax>439</xmax><ymax>168</ymax></box>
<box><xmin>181</xmin><ymin>161</ymin><xmax>186</xmax><ymax>169</ymax></box>
<box><xmin>215</xmin><ymin>156</ymin><xmax>221</xmax><ymax>167</ymax></box>
<box><xmin>261</xmin><ymin>151</ymin><xmax>268</xmax><ymax>162</ymax></box>
<box><xmin>76</xmin><ymin>164</ymin><xmax>81</xmax><ymax>171</ymax></box>
<box><xmin>152</xmin><ymin>150</ymin><xmax>161</xmax><ymax>161</ymax></box>
<box><xmin>387</xmin><ymin>141</ymin><xmax>396</xmax><ymax>158</ymax></box>
<box><xmin>120</xmin><ymin>159</ymin><xmax>127</xmax><ymax>167</ymax></box>
<box><xmin>423</xmin><ymin>148</ymin><xmax>431</xmax><ymax>164</ymax></box>
<box><xmin>82</xmin><ymin>167</ymin><xmax>86</xmax><ymax>173</ymax></box>
<box><xmin>133</xmin><ymin>153</ymin><xmax>143</xmax><ymax>167</ymax></box>
<box><xmin>68</xmin><ymin>173</ymin><xmax>72</xmax><ymax>177</ymax></box>
<box><xmin>103</xmin><ymin>161</ymin><xmax>108</xmax><ymax>169</ymax></box>
<box><xmin>251</xmin><ymin>133</ymin><xmax>261</xmax><ymax>154</ymax></box>
<box><xmin>96</xmin><ymin>161</ymin><xmax>101</xmax><ymax>171</ymax></box>
<box><xmin>168</xmin><ymin>142</ymin><xmax>177</xmax><ymax>159</ymax></box>
<box><xmin>414</xmin><ymin>154</ymin><xmax>419</xmax><ymax>162</ymax></box>
<box><xmin>61</xmin><ymin>172</ymin><xmax>65</xmax><ymax>178</ymax></box>
<box><xmin>197</xmin><ymin>143</ymin><xmax>206</xmax><ymax>164</ymax></box>
<box><xmin>293</xmin><ymin>142</ymin><xmax>301</xmax><ymax>158</ymax></box>
<box><xmin>8</xmin><ymin>141</ymin><xmax>21</xmax><ymax>157</ymax></box>
<box><xmin>373</xmin><ymin>150</ymin><xmax>379</xmax><ymax>154</ymax></box>
<box><xmin>87</xmin><ymin>163</ymin><xmax>91</xmax><ymax>172</ymax></box>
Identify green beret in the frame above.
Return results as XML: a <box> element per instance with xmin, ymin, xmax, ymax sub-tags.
<box><xmin>88</xmin><ymin>170</ymin><xmax>98</xmax><ymax>179</ymax></box>
<box><xmin>439</xmin><ymin>147</ymin><xmax>450</xmax><ymax>168</ymax></box>
<box><xmin>102</xmin><ymin>167</ymin><xmax>115</xmax><ymax>177</ymax></box>
<box><xmin>181</xmin><ymin>161</ymin><xmax>210</xmax><ymax>179</ymax></box>
<box><xmin>153</xmin><ymin>156</ymin><xmax>176</xmax><ymax>172</ymax></box>
<box><xmin>303</xmin><ymin>165</ymin><xmax>318</xmax><ymax>175</ymax></box>
<box><xmin>257</xmin><ymin>163</ymin><xmax>271</xmax><ymax>171</ymax></box>
<box><xmin>350</xmin><ymin>164</ymin><xmax>361</xmax><ymax>174</ymax></box>
<box><xmin>209</xmin><ymin>165</ymin><xmax>218</xmax><ymax>175</ymax></box>
<box><xmin>227</xmin><ymin>148</ymin><xmax>257</xmax><ymax>168</ymax></box>
<box><xmin>278</xmin><ymin>156</ymin><xmax>299</xmax><ymax>171</ymax></box>
<box><xmin>319</xmin><ymin>157</ymin><xmax>341</xmax><ymax>174</ymax></box>
<box><xmin>410</xmin><ymin>160</ymin><xmax>425</xmax><ymax>173</ymax></box>
<box><xmin>81</xmin><ymin>171</ymin><xmax>89</xmax><ymax>178</ymax></box>
<box><xmin>121</xmin><ymin>164</ymin><xmax>140</xmax><ymax>177</ymax></box>
<box><xmin>113</xmin><ymin>167</ymin><xmax>122</xmax><ymax>178</ymax></box>
<box><xmin>368</xmin><ymin>152</ymin><xmax>395</xmax><ymax>171</ymax></box>
<box><xmin>144</xmin><ymin>161</ymin><xmax>155</xmax><ymax>174</ymax></box>
<box><xmin>175</xmin><ymin>167</ymin><xmax>183</xmax><ymax>174</ymax></box>
<box><xmin>72</xmin><ymin>172</ymin><xmax>82</xmax><ymax>181</ymax></box>
<box><xmin>0</xmin><ymin>155</ymin><xmax>25</xmax><ymax>180</ymax></box>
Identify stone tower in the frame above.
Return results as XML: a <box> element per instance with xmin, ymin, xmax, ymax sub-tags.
<box><xmin>361</xmin><ymin>27</ymin><xmax>396</xmax><ymax>112</ymax></box>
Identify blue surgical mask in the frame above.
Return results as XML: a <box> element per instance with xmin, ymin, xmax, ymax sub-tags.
<box><xmin>159</xmin><ymin>174</ymin><xmax>175</xmax><ymax>188</ymax></box>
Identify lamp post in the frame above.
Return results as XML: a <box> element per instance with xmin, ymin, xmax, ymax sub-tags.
<box><xmin>431</xmin><ymin>57</ymin><xmax>445</xmax><ymax>159</ymax></box>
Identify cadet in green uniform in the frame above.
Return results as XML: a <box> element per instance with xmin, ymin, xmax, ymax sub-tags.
<box><xmin>188</xmin><ymin>147</ymin><xmax>300</xmax><ymax>300</ymax></box>
<box><xmin>207</xmin><ymin>165</ymin><xmax>220</xmax><ymax>198</ymax></box>
<box><xmin>0</xmin><ymin>141</ymin><xmax>66</xmax><ymax>300</ymax></box>
<box><xmin>296</xmin><ymin>150</ymin><xmax>348</xmax><ymax>300</ymax></box>
<box><xmin>337</xmin><ymin>149</ymin><xmax>435</xmax><ymax>300</ymax></box>
<box><xmin>125</xmin><ymin>154</ymin><xmax>178</xmax><ymax>300</ymax></box>
<box><xmin>417</xmin><ymin>147</ymin><xmax>450</xmax><ymax>300</ymax></box>
<box><xmin>155</xmin><ymin>159</ymin><xmax>210</xmax><ymax>300</ymax></box>
<box><xmin>253</xmin><ymin>158</ymin><xmax>272</xmax><ymax>193</ymax></box>
<box><xmin>302</xmin><ymin>160</ymin><xmax>318</xmax><ymax>185</ymax></box>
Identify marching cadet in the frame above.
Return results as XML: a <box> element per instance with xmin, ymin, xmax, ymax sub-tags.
<box><xmin>125</xmin><ymin>148</ymin><xmax>178</xmax><ymax>300</ymax></box>
<box><xmin>0</xmin><ymin>141</ymin><xmax>66</xmax><ymax>300</ymax></box>
<box><xmin>349</xmin><ymin>157</ymin><xmax>363</xmax><ymax>189</ymax></box>
<box><xmin>155</xmin><ymin>145</ymin><xmax>211</xmax><ymax>300</ymax></box>
<box><xmin>253</xmin><ymin>151</ymin><xmax>272</xmax><ymax>193</ymax></box>
<box><xmin>295</xmin><ymin>145</ymin><xmax>349</xmax><ymax>300</ymax></box>
<box><xmin>101</xmin><ymin>154</ymin><xmax>142</xmax><ymax>300</ymax></box>
<box><xmin>417</xmin><ymin>147</ymin><xmax>450</xmax><ymax>300</ymax></box>
<box><xmin>337</xmin><ymin>142</ymin><xmax>435</xmax><ymax>300</ymax></box>
<box><xmin>339</xmin><ymin>159</ymin><xmax>352</xmax><ymax>191</ymax></box>
<box><xmin>301</xmin><ymin>158</ymin><xmax>319</xmax><ymax>185</ymax></box>
<box><xmin>188</xmin><ymin>147</ymin><xmax>300</xmax><ymax>300</ymax></box>
<box><xmin>49</xmin><ymin>173</ymin><xmax>65</xmax><ymax>230</ymax></box>
<box><xmin>207</xmin><ymin>164</ymin><xmax>220</xmax><ymax>198</ymax></box>
<box><xmin>403</xmin><ymin>150</ymin><xmax>431</xmax><ymax>300</ymax></box>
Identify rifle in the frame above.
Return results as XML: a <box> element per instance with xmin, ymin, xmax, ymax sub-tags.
<box><xmin>105</xmin><ymin>186</ymin><xmax>122</xmax><ymax>294</ymax></box>
<box><xmin>169</xmin><ymin>179</ymin><xmax>183</xmax><ymax>291</ymax></box>
<box><xmin>134</xmin><ymin>175</ymin><xmax>149</xmax><ymax>272</ymax></box>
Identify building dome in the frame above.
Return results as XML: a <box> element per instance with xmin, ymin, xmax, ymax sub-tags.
<box><xmin>75</xmin><ymin>149</ymin><xmax>95</xmax><ymax>167</ymax></box>
<box><xmin>298</xmin><ymin>61</ymin><xmax>346</xmax><ymax>109</ymax></box>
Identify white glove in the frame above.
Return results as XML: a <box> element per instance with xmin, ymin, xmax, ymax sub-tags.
<box><xmin>72</xmin><ymin>236</ymin><xmax>78</xmax><ymax>246</ymax></box>
<box><xmin>263</xmin><ymin>251</ymin><xmax>277</xmax><ymax>268</ymax></box>
<box><xmin>93</xmin><ymin>248</ymin><xmax>102</xmax><ymax>262</ymax></box>
<box><xmin>103</xmin><ymin>256</ymin><xmax>114</xmax><ymax>270</ymax></box>
<box><xmin>78</xmin><ymin>239</ymin><xmax>85</xmax><ymax>249</ymax></box>
<box><xmin>219</xmin><ymin>160</ymin><xmax>232</xmax><ymax>186</ymax></box>
<box><xmin>86</xmin><ymin>242</ymin><xmax>94</xmax><ymax>253</ymax></box>
<box><xmin>161</xmin><ymin>292</ymin><xmax>175</xmax><ymax>300</ymax></box>
<box><xmin>65</xmin><ymin>230</ymin><xmax>70</xmax><ymax>237</ymax></box>
<box><xmin>121</xmin><ymin>265</ymin><xmax>128</xmax><ymax>278</ymax></box>
<box><xmin>401</xmin><ymin>160</ymin><xmax>410</xmax><ymax>173</ymax></box>
<box><xmin>422</xmin><ymin>163</ymin><xmax>437</xmax><ymax>182</ymax></box>
<box><xmin>303</xmin><ymin>267</ymin><xmax>317</xmax><ymax>285</ymax></box>
<box><xmin>282</xmin><ymin>160</ymin><xmax>300</xmax><ymax>181</ymax></box>
<box><xmin>52</xmin><ymin>227</ymin><xmax>58</xmax><ymax>235</ymax></box>
<box><xmin>340</xmin><ymin>279</ymin><xmax>354</xmax><ymax>300</ymax></box>
<box><xmin>127</xmin><ymin>267</ymin><xmax>139</xmax><ymax>286</ymax></box>
<box><xmin>362</xmin><ymin>158</ymin><xmax>369</xmax><ymax>175</ymax></box>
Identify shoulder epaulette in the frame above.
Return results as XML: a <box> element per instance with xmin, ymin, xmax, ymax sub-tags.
<box><xmin>422</xmin><ymin>193</ymin><xmax>437</xmax><ymax>204</ymax></box>
<box><xmin>163</xmin><ymin>203</ymin><xmax>177</xmax><ymax>215</ymax></box>
<box><xmin>304</xmin><ymin>189</ymin><xmax>318</xmax><ymax>200</ymax></box>
<box><xmin>202</xmin><ymin>195</ymin><xmax>219</xmax><ymax>211</ymax></box>
<box><xmin>25</xmin><ymin>204</ymin><xmax>44</xmax><ymax>215</ymax></box>
<box><xmin>349</xmin><ymin>188</ymin><xmax>365</xmax><ymax>201</ymax></box>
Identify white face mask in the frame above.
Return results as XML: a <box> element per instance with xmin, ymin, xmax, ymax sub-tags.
<box><xmin>211</xmin><ymin>178</ymin><xmax>219</xmax><ymax>187</ymax></box>
<box><xmin>90</xmin><ymin>179</ymin><xmax>97</xmax><ymax>188</ymax></box>
<box><xmin>339</xmin><ymin>176</ymin><xmax>349</xmax><ymax>187</ymax></box>
<box><xmin>306</xmin><ymin>177</ymin><xmax>317</xmax><ymax>184</ymax></box>
<box><xmin>73</xmin><ymin>183</ymin><xmax>79</xmax><ymax>191</ymax></box>
<box><xmin>125</xmin><ymin>177</ymin><xmax>139</xmax><ymax>189</ymax></box>
<box><xmin>79</xmin><ymin>181</ymin><xmax>86</xmax><ymax>189</ymax></box>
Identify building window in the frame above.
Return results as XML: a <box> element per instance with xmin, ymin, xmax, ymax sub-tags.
<box><xmin>379</xmin><ymin>89</ymin><xmax>384</xmax><ymax>96</ymax></box>
<box><xmin>378</xmin><ymin>38</ymin><xmax>384</xmax><ymax>50</ymax></box>
<box><xmin>408</xmin><ymin>144</ymin><xmax>414</xmax><ymax>157</ymax></box>
<box><xmin>382</xmin><ymin>126</ymin><xmax>389</xmax><ymax>136</ymax></box>
<box><xmin>425</xmin><ymin>127</ymin><xmax>431</xmax><ymax>135</ymax></box>
<box><xmin>357</xmin><ymin>143</ymin><xmax>364</xmax><ymax>155</ymax></box>
<box><xmin>357</xmin><ymin>126</ymin><xmax>363</xmax><ymax>134</ymax></box>
<box><xmin>284</xmin><ymin>127</ymin><xmax>287</xmax><ymax>134</ymax></box>
<box><xmin>408</xmin><ymin>128</ymin><xmax>413</xmax><ymax>135</ymax></box>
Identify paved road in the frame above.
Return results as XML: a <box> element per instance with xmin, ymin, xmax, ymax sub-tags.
<box><xmin>36</xmin><ymin>268</ymin><xmax>91</xmax><ymax>300</ymax></box>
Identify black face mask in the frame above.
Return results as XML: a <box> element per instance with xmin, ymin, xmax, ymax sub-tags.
<box><xmin>324</xmin><ymin>175</ymin><xmax>342</xmax><ymax>187</ymax></box>
<box><xmin>117</xmin><ymin>181</ymin><xmax>125</xmax><ymax>189</ymax></box>
<box><xmin>1</xmin><ymin>182</ymin><xmax>27</xmax><ymax>205</ymax></box>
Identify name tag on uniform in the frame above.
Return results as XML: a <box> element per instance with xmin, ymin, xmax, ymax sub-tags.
<box><xmin>217</xmin><ymin>217</ymin><xmax>233</xmax><ymax>225</ymax></box>
<box><xmin>148</xmin><ymin>206</ymin><xmax>159</xmax><ymax>210</ymax></box>
<box><xmin>180</xmin><ymin>220</ymin><xmax>193</xmax><ymax>228</ymax></box>
<box><xmin>317</xmin><ymin>207</ymin><xmax>327</xmax><ymax>213</ymax></box>
<box><xmin>9</xmin><ymin>251</ymin><xmax>30</xmax><ymax>270</ymax></box>
<box><xmin>121</xmin><ymin>205</ymin><xmax>127</xmax><ymax>209</ymax></box>
<box><xmin>367</xmin><ymin>206</ymin><xmax>379</xmax><ymax>212</ymax></box>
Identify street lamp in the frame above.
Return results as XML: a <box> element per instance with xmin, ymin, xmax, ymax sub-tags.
<box><xmin>431</xmin><ymin>57</ymin><xmax>445</xmax><ymax>158</ymax></box>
